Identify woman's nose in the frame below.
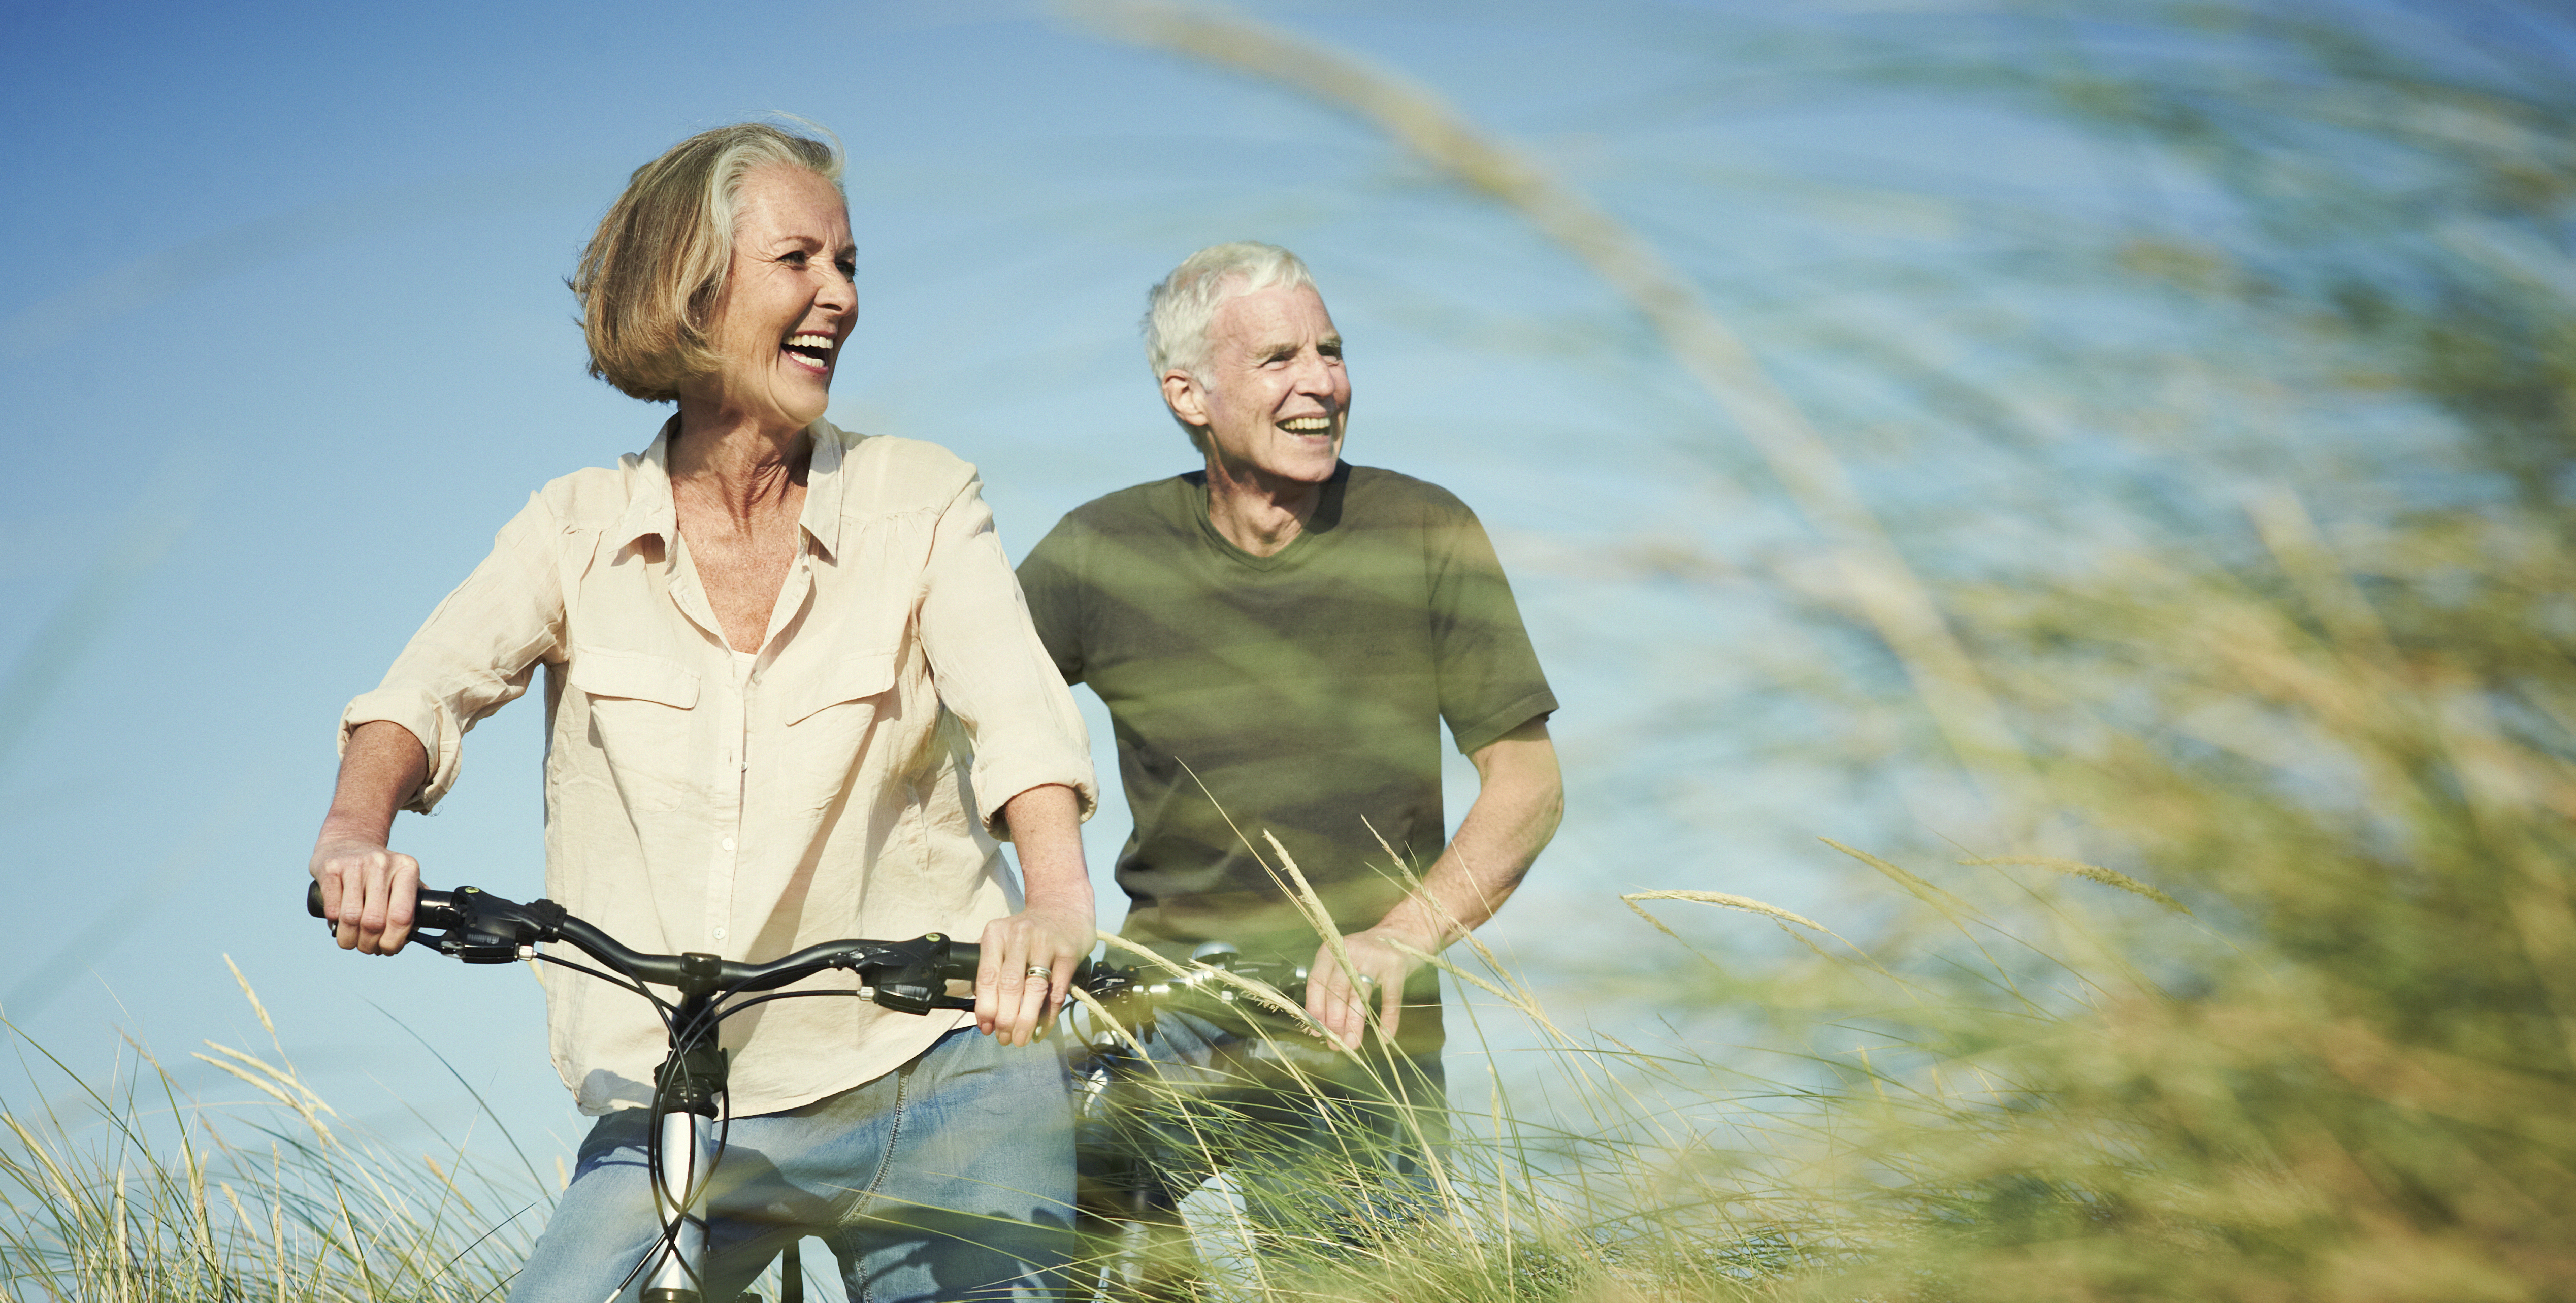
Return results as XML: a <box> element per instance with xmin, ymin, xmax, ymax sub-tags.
<box><xmin>818</xmin><ymin>271</ymin><xmax>857</xmax><ymax>315</ymax></box>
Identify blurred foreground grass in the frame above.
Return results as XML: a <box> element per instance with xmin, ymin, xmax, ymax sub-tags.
<box><xmin>10</xmin><ymin>1</ymin><xmax>2576</xmax><ymax>1298</ymax></box>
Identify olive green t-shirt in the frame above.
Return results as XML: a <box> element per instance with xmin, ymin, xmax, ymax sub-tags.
<box><xmin>1017</xmin><ymin>462</ymin><xmax>1556</xmax><ymax>961</ymax></box>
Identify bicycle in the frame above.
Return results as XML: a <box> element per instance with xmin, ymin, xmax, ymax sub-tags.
<box><xmin>303</xmin><ymin>882</ymin><xmax>1335</xmax><ymax>1303</ymax></box>
<box><xmin>305</xmin><ymin>880</ymin><xmax>1014</xmax><ymax>1303</ymax></box>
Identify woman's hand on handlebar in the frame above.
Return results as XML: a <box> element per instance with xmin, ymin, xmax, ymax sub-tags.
<box><xmin>311</xmin><ymin>838</ymin><xmax>421</xmax><ymax>955</ymax></box>
<box><xmin>974</xmin><ymin>901</ymin><xmax>1089</xmax><ymax>1047</ymax></box>
<box><xmin>977</xmin><ymin>784</ymin><xmax>1094</xmax><ymax>1046</ymax></box>
<box><xmin>312</xmin><ymin>720</ymin><xmax>433</xmax><ymax>955</ymax></box>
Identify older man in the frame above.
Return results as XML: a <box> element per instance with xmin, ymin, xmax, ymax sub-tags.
<box><xmin>1016</xmin><ymin>241</ymin><xmax>1562</xmax><ymax>1275</ymax></box>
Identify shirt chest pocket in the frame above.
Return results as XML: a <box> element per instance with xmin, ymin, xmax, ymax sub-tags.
<box><xmin>775</xmin><ymin>651</ymin><xmax>900</xmax><ymax>813</ymax></box>
<box><xmin>783</xmin><ymin>652</ymin><xmax>896</xmax><ymax>726</ymax></box>
<box><xmin>569</xmin><ymin>647</ymin><xmax>702</xmax><ymax>810</ymax></box>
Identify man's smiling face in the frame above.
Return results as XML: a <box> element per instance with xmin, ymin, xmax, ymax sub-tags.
<box><xmin>1171</xmin><ymin>283</ymin><xmax>1350</xmax><ymax>485</ymax></box>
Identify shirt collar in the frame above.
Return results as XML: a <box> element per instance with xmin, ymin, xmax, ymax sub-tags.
<box><xmin>607</xmin><ymin>415</ymin><xmax>846</xmax><ymax>559</ymax></box>
<box><xmin>800</xmin><ymin>418</ymin><xmax>845</xmax><ymax>560</ymax></box>
<box><xmin>609</xmin><ymin>414</ymin><xmax>683</xmax><ymax>551</ymax></box>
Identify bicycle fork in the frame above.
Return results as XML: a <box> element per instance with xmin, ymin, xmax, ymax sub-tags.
<box><xmin>644</xmin><ymin>955</ymin><xmax>728</xmax><ymax>1303</ymax></box>
<box><xmin>644</xmin><ymin>1105</ymin><xmax>715</xmax><ymax>1303</ymax></box>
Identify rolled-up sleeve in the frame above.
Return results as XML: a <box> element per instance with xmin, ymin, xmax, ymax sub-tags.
<box><xmin>339</xmin><ymin>492</ymin><xmax>568</xmax><ymax>813</ymax></box>
<box><xmin>914</xmin><ymin>472</ymin><xmax>1098</xmax><ymax>837</ymax></box>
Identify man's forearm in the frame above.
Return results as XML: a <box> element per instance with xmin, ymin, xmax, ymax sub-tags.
<box><xmin>1366</xmin><ymin>720</ymin><xmax>1563</xmax><ymax>952</ymax></box>
<box><xmin>1306</xmin><ymin>721</ymin><xmax>1560</xmax><ymax>1047</ymax></box>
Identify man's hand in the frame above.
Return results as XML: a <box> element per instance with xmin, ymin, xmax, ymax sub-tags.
<box><xmin>1307</xmin><ymin>926</ymin><xmax>1429</xmax><ymax>1049</ymax></box>
<box><xmin>1305</xmin><ymin>720</ymin><xmax>1562</xmax><ymax>1049</ymax></box>
<box><xmin>311</xmin><ymin>838</ymin><xmax>421</xmax><ymax>955</ymax></box>
<box><xmin>975</xmin><ymin>901</ymin><xmax>1091</xmax><ymax>1047</ymax></box>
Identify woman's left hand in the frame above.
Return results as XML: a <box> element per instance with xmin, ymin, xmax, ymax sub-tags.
<box><xmin>974</xmin><ymin>783</ymin><xmax>1094</xmax><ymax>1047</ymax></box>
<box><xmin>975</xmin><ymin>901</ymin><xmax>1091</xmax><ymax>1046</ymax></box>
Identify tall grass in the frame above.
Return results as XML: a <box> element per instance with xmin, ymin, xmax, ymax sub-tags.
<box><xmin>12</xmin><ymin>650</ymin><xmax>2572</xmax><ymax>1302</ymax></box>
<box><xmin>14</xmin><ymin>3</ymin><xmax>2574</xmax><ymax>1298</ymax></box>
<box><xmin>1053</xmin><ymin>2</ymin><xmax>2576</xmax><ymax>1297</ymax></box>
<box><xmin>0</xmin><ymin>969</ymin><xmax>542</xmax><ymax>1301</ymax></box>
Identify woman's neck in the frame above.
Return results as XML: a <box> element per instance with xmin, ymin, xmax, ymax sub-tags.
<box><xmin>670</xmin><ymin>404</ymin><xmax>810</xmax><ymax>529</ymax></box>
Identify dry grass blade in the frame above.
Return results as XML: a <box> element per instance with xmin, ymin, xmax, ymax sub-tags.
<box><xmin>1623</xmin><ymin>890</ymin><xmax>1835</xmax><ymax>936</ymax></box>
<box><xmin>1096</xmin><ymin>930</ymin><xmax>1308</xmax><ymax>1022</ymax></box>
<box><xmin>1962</xmin><ymin>856</ymin><xmax>2193</xmax><ymax>915</ymax></box>
<box><xmin>1821</xmin><ymin>837</ymin><xmax>1974</xmax><ymax>919</ymax></box>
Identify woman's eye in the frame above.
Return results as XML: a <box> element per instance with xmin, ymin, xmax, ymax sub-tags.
<box><xmin>836</xmin><ymin>259</ymin><xmax>857</xmax><ymax>279</ymax></box>
<box><xmin>781</xmin><ymin>251</ymin><xmax>809</xmax><ymax>267</ymax></box>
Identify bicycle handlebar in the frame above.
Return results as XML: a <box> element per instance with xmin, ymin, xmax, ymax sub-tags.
<box><xmin>305</xmin><ymin>881</ymin><xmax>983</xmax><ymax>1012</ymax></box>
<box><xmin>305</xmin><ymin>883</ymin><xmax>1314</xmax><ymax>1025</ymax></box>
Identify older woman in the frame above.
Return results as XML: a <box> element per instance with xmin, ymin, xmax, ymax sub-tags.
<box><xmin>306</xmin><ymin>123</ymin><xmax>1094</xmax><ymax>1302</ymax></box>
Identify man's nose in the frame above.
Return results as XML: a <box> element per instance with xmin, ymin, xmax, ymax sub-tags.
<box><xmin>1287</xmin><ymin>349</ymin><xmax>1338</xmax><ymax>397</ymax></box>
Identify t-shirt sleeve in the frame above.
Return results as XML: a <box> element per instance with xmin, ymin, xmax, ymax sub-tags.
<box><xmin>1015</xmin><ymin>514</ymin><xmax>1088</xmax><ymax>686</ymax></box>
<box><xmin>1425</xmin><ymin>497</ymin><xmax>1557</xmax><ymax>755</ymax></box>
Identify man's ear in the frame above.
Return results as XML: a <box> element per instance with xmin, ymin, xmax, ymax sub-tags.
<box><xmin>1162</xmin><ymin>370</ymin><xmax>1210</xmax><ymax>429</ymax></box>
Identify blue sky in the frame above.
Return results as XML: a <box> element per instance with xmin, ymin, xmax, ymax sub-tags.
<box><xmin>0</xmin><ymin>0</ymin><xmax>2298</xmax><ymax>1160</ymax></box>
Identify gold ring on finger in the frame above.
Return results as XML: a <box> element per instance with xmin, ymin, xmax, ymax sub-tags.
<box><xmin>1025</xmin><ymin>966</ymin><xmax>1052</xmax><ymax>980</ymax></box>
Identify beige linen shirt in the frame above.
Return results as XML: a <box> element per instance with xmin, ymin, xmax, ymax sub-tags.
<box><xmin>340</xmin><ymin>419</ymin><xmax>1095</xmax><ymax>1116</ymax></box>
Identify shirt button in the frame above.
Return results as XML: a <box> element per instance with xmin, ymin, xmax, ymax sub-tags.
<box><xmin>721</xmin><ymin>836</ymin><xmax>736</xmax><ymax>851</ymax></box>
<box><xmin>713</xmin><ymin>927</ymin><xmax>728</xmax><ymax>942</ymax></box>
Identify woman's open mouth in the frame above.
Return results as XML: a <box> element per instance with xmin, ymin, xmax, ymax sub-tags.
<box><xmin>783</xmin><ymin>332</ymin><xmax>835</xmax><ymax>374</ymax></box>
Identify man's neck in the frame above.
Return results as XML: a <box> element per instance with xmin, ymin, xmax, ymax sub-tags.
<box><xmin>1202</xmin><ymin>453</ymin><xmax>1331</xmax><ymax>558</ymax></box>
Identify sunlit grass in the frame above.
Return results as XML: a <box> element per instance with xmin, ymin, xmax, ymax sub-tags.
<box><xmin>0</xmin><ymin>975</ymin><xmax>545</xmax><ymax>1301</ymax></box>
<box><xmin>14</xmin><ymin>4</ymin><xmax>2576</xmax><ymax>1300</ymax></box>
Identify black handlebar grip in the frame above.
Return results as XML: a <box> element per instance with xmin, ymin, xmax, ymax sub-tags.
<box><xmin>304</xmin><ymin>881</ymin><xmax>466</xmax><ymax>931</ymax></box>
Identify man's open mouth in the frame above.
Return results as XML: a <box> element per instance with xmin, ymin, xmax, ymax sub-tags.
<box><xmin>1280</xmin><ymin>416</ymin><xmax>1331</xmax><ymax>434</ymax></box>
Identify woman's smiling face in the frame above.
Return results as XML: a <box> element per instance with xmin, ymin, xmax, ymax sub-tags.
<box><xmin>686</xmin><ymin>164</ymin><xmax>857</xmax><ymax>434</ymax></box>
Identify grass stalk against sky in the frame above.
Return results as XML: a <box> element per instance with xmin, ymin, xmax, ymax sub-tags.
<box><xmin>7</xmin><ymin>0</ymin><xmax>2575</xmax><ymax>1298</ymax></box>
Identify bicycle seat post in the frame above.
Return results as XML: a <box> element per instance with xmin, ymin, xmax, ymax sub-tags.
<box><xmin>645</xmin><ymin>952</ymin><xmax>728</xmax><ymax>1303</ymax></box>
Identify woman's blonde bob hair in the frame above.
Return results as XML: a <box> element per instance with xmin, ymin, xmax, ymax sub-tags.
<box><xmin>571</xmin><ymin>122</ymin><xmax>845</xmax><ymax>403</ymax></box>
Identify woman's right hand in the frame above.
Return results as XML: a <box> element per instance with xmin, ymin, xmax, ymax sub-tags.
<box><xmin>313</xmin><ymin>721</ymin><xmax>432</xmax><ymax>955</ymax></box>
<box><xmin>310</xmin><ymin>838</ymin><xmax>422</xmax><ymax>956</ymax></box>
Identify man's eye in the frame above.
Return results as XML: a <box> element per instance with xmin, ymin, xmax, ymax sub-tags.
<box><xmin>781</xmin><ymin>251</ymin><xmax>809</xmax><ymax>267</ymax></box>
<box><xmin>836</xmin><ymin>259</ymin><xmax>857</xmax><ymax>279</ymax></box>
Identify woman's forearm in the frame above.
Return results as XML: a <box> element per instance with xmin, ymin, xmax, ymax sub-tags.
<box><xmin>999</xmin><ymin>783</ymin><xmax>1092</xmax><ymax>911</ymax></box>
<box><xmin>310</xmin><ymin>721</ymin><xmax>432</xmax><ymax>954</ymax></box>
<box><xmin>320</xmin><ymin>720</ymin><xmax>430</xmax><ymax>845</ymax></box>
<box><xmin>976</xmin><ymin>782</ymin><xmax>1093</xmax><ymax>1044</ymax></box>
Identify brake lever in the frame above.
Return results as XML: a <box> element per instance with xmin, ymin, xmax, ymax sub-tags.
<box><xmin>857</xmin><ymin>934</ymin><xmax>979</xmax><ymax>1015</ymax></box>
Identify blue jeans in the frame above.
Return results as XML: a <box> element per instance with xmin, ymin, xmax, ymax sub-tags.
<box><xmin>510</xmin><ymin>1027</ymin><xmax>1075</xmax><ymax>1303</ymax></box>
<box><xmin>1073</xmin><ymin>1006</ymin><xmax>1448</xmax><ymax>1252</ymax></box>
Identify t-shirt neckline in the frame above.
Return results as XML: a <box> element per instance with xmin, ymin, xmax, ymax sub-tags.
<box><xmin>1187</xmin><ymin>462</ymin><xmax>1351</xmax><ymax>573</ymax></box>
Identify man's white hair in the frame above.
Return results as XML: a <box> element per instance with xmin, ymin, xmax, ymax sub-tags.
<box><xmin>1142</xmin><ymin>241</ymin><xmax>1320</xmax><ymax>381</ymax></box>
